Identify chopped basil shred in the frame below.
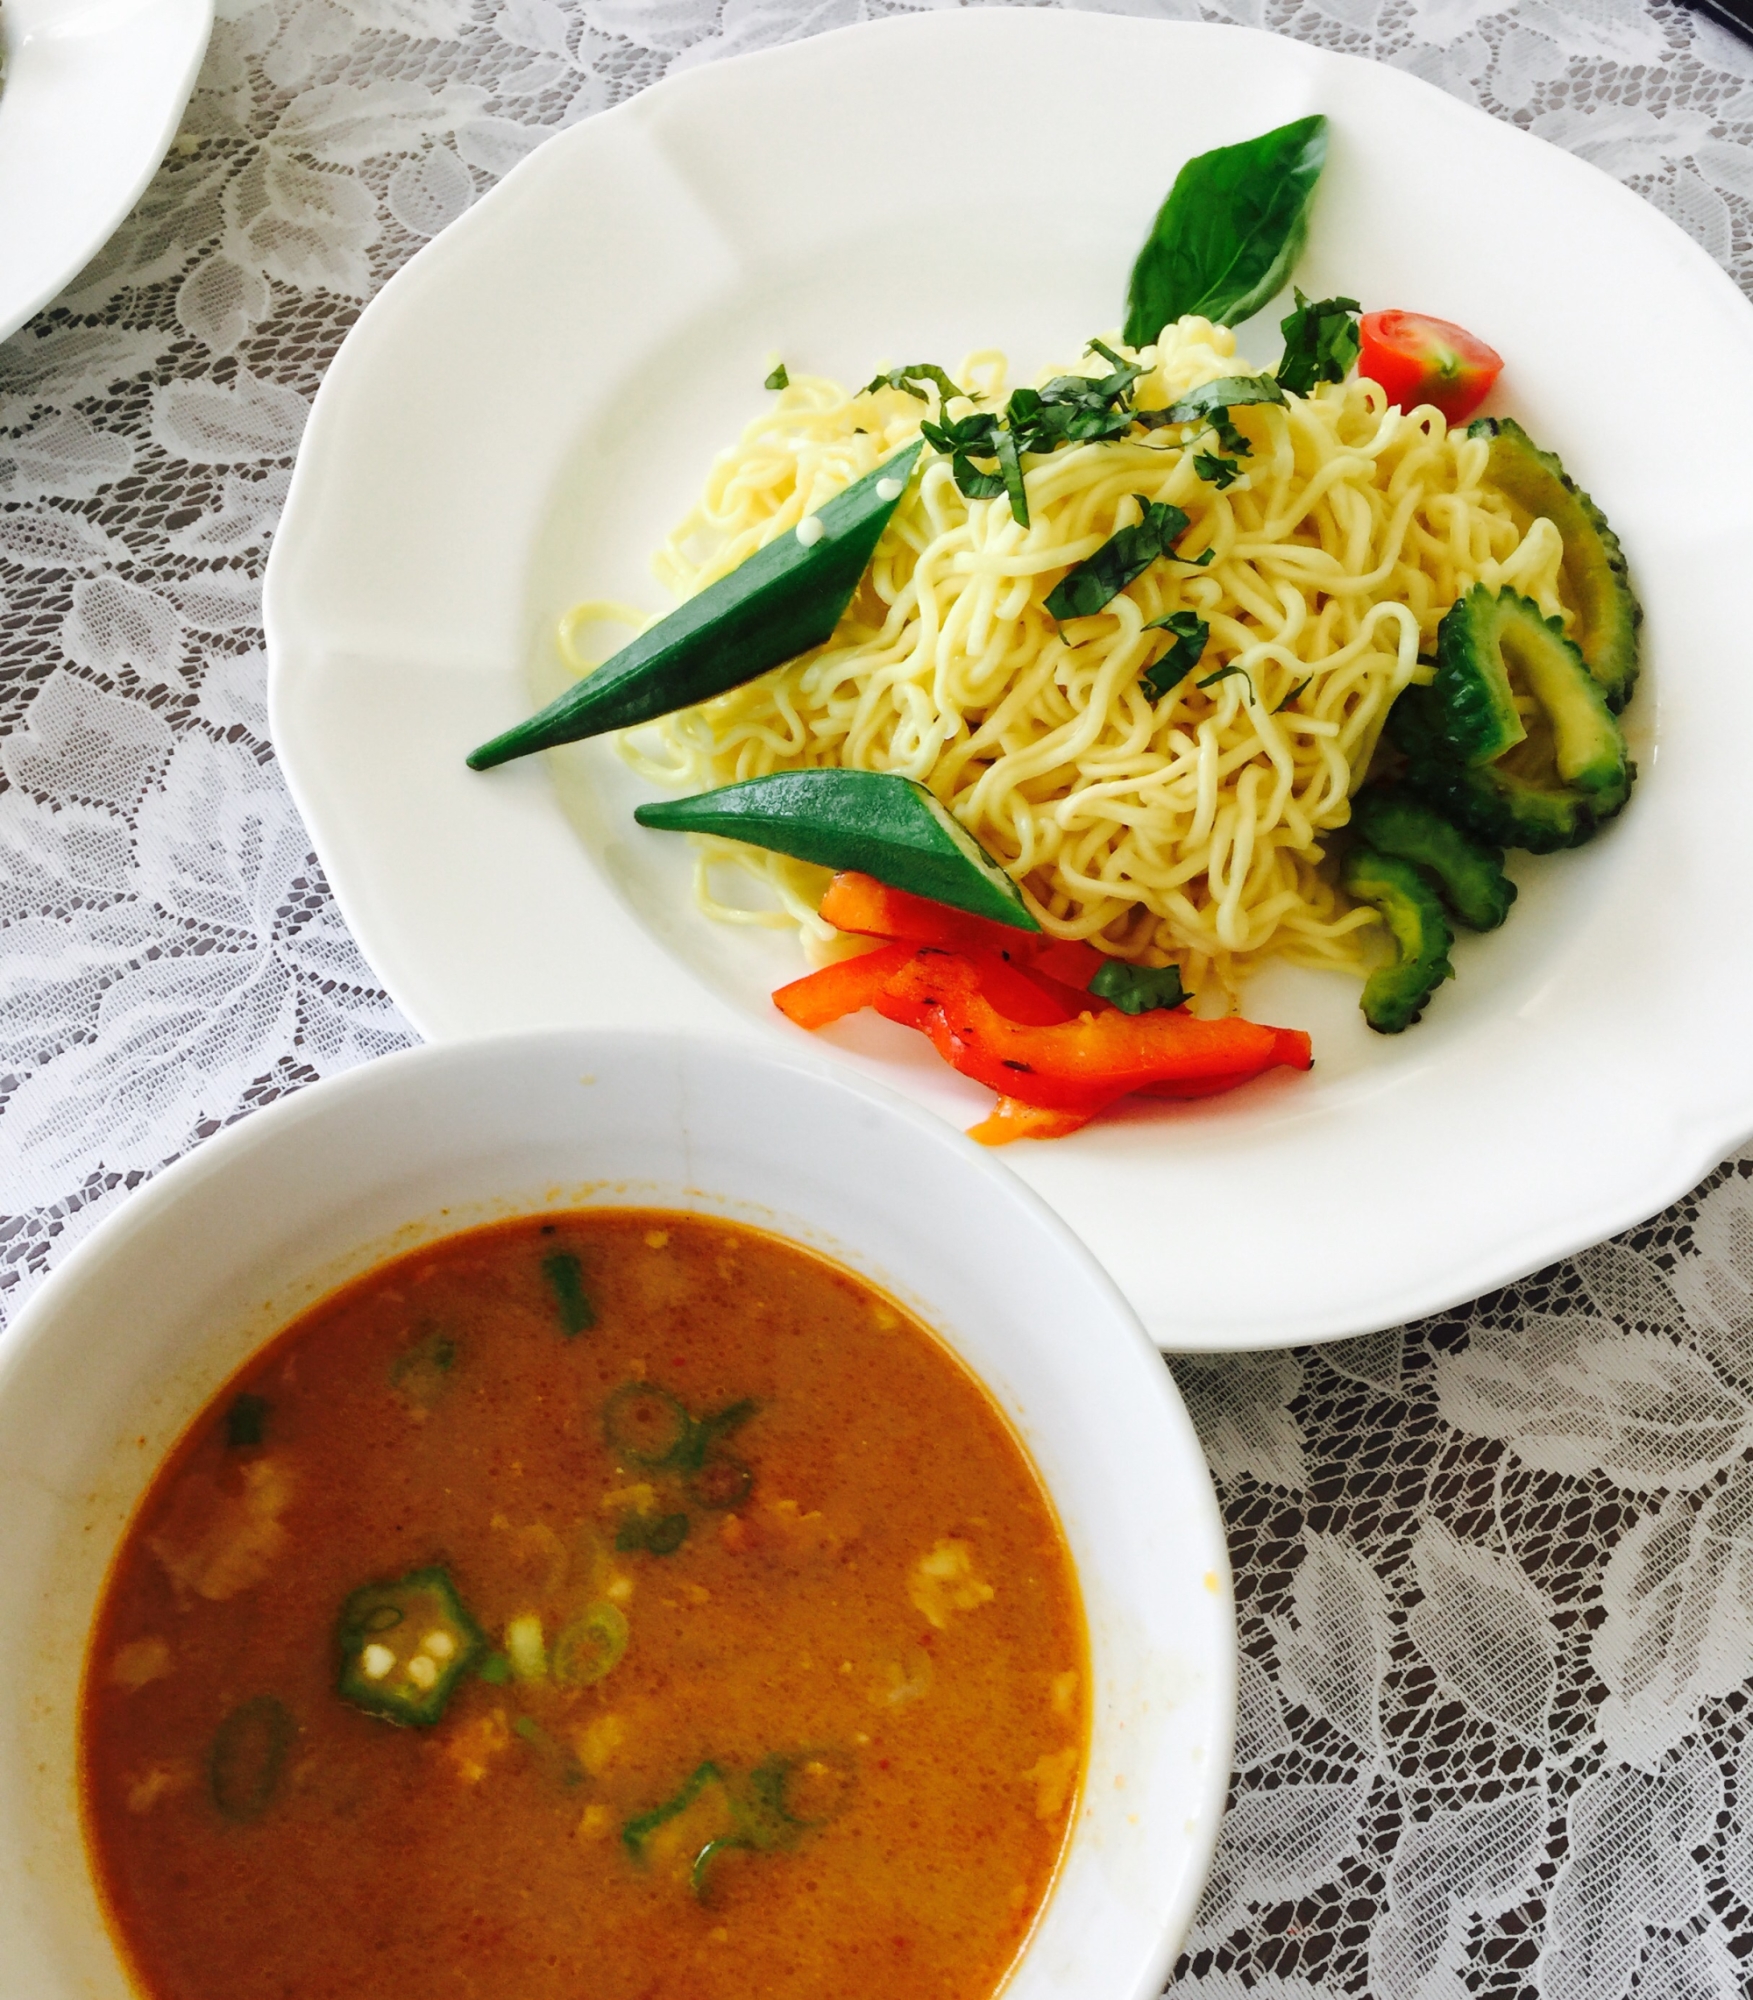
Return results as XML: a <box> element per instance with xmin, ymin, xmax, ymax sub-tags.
<box><xmin>1193</xmin><ymin>452</ymin><xmax>1241</xmax><ymax>489</ymax></box>
<box><xmin>763</xmin><ymin>362</ymin><xmax>789</xmax><ymax>391</ymax></box>
<box><xmin>1276</xmin><ymin>290</ymin><xmax>1361</xmax><ymax>395</ymax></box>
<box><xmin>865</xmin><ymin>363</ymin><xmax>965</xmax><ymax>403</ymax></box>
<box><xmin>1198</xmin><ymin>662</ymin><xmax>1256</xmax><ymax>703</ymax></box>
<box><xmin>1275</xmin><ymin>676</ymin><xmax>1312</xmax><ymax>713</ymax></box>
<box><xmin>1141</xmin><ymin>611</ymin><xmax>1210</xmax><ymax>699</ymax></box>
<box><xmin>1044</xmin><ymin>498</ymin><xmax>1191</xmax><ymax>623</ymax></box>
<box><xmin>1088</xmin><ymin>961</ymin><xmax>1189</xmax><ymax>1014</ymax></box>
<box><xmin>1163</xmin><ymin>373</ymin><xmax>1288</xmax><ymax>425</ymax></box>
<box><xmin>918</xmin><ymin>340</ymin><xmax>1180</xmax><ymax>529</ymax></box>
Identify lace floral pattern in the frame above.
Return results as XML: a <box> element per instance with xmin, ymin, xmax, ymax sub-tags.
<box><xmin>5</xmin><ymin>0</ymin><xmax>1753</xmax><ymax>1992</ymax></box>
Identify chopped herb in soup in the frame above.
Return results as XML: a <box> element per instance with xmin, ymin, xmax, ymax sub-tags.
<box><xmin>81</xmin><ymin>1211</ymin><xmax>1088</xmax><ymax>2000</ymax></box>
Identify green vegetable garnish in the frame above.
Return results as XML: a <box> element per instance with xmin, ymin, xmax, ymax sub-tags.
<box><xmin>1275</xmin><ymin>676</ymin><xmax>1311</xmax><ymax>713</ymax></box>
<box><xmin>1193</xmin><ymin>452</ymin><xmax>1241</xmax><ymax>489</ymax></box>
<box><xmin>920</xmin><ymin>341</ymin><xmax>1170</xmax><ymax>528</ymax></box>
<box><xmin>764</xmin><ymin>362</ymin><xmax>789</xmax><ymax>391</ymax></box>
<box><xmin>552</xmin><ymin>1602</ymin><xmax>631</xmax><ymax>1686</ymax></box>
<box><xmin>335</xmin><ymin>1566</ymin><xmax>485</xmax><ymax>1726</ymax></box>
<box><xmin>467</xmin><ymin>444</ymin><xmax>922</xmax><ymax>769</ymax></box>
<box><xmin>542</xmin><ymin>1251</ymin><xmax>595</xmax><ymax>1337</ymax></box>
<box><xmin>625</xmin><ymin>1751</ymin><xmax>856</xmax><ymax>1901</ymax></box>
<box><xmin>865</xmin><ymin>363</ymin><xmax>964</xmax><ymax>403</ymax></box>
<box><xmin>1349</xmin><ymin>786</ymin><xmax>1516</xmax><ymax>933</ymax></box>
<box><xmin>752</xmin><ymin>1749</ymin><xmax>856</xmax><ymax>1830</ymax></box>
<box><xmin>1163</xmin><ymin>373</ymin><xmax>1287</xmax><ymax>427</ymax></box>
<box><xmin>1276</xmin><ymin>290</ymin><xmax>1361</xmax><ymax>394</ymax></box>
<box><xmin>1122</xmin><ymin>115</ymin><xmax>1329</xmax><ymax>347</ymax></box>
<box><xmin>635</xmin><ymin>767</ymin><xmax>1040</xmax><ymax>932</ymax></box>
<box><xmin>616</xmin><ymin>1511</ymin><xmax>690</xmax><ymax>1555</ymax></box>
<box><xmin>209</xmin><ymin>1696</ymin><xmax>294</xmax><ymax>1824</ymax></box>
<box><xmin>624</xmin><ymin>1760</ymin><xmax>735</xmax><ymax>1862</ymax></box>
<box><xmin>1390</xmin><ymin>685</ymin><xmax>1632</xmax><ymax>854</ymax></box>
<box><xmin>1341</xmin><ymin>845</ymin><xmax>1455</xmax><ymax>1034</ymax></box>
<box><xmin>1088</xmin><ymin>961</ymin><xmax>1188</xmax><ymax>1014</ymax></box>
<box><xmin>1434</xmin><ymin>585</ymin><xmax>1628</xmax><ymax>795</ymax></box>
<box><xmin>1467</xmin><ymin>417</ymin><xmax>1641</xmax><ymax>712</ymax></box>
<box><xmin>1197</xmin><ymin>663</ymin><xmax>1255</xmax><ymax>703</ymax></box>
<box><xmin>1141</xmin><ymin>610</ymin><xmax>1209</xmax><ymax>700</ymax></box>
<box><xmin>1044</xmin><ymin>498</ymin><xmax>1191</xmax><ymax>623</ymax></box>
<box><xmin>224</xmin><ymin>1393</ymin><xmax>269</xmax><ymax>1449</ymax></box>
<box><xmin>604</xmin><ymin>1382</ymin><xmax>692</xmax><ymax>1466</ymax></box>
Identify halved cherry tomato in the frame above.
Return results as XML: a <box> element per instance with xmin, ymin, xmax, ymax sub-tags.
<box><xmin>1358</xmin><ymin>311</ymin><xmax>1503</xmax><ymax>425</ymax></box>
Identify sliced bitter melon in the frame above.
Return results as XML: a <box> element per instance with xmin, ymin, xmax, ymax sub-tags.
<box><xmin>1469</xmin><ymin>416</ymin><xmax>1641</xmax><ymax>712</ymax></box>
<box><xmin>1340</xmin><ymin>846</ymin><xmax>1455</xmax><ymax>1034</ymax></box>
<box><xmin>1434</xmin><ymin>586</ymin><xmax>1629</xmax><ymax>798</ymax></box>
<box><xmin>1390</xmin><ymin>684</ymin><xmax>1633</xmax><ymax>854</ymax></box>
<box><xmin>1348</xmin><ymin>786</ymin><xmax>1516</xmax><ymax>931</ymax></box>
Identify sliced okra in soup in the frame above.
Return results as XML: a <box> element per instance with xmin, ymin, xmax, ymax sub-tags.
<box><xmin>336</xmin><ymin>1567</ymin><xmax>485</xmax><ymax>1725</ymax></box>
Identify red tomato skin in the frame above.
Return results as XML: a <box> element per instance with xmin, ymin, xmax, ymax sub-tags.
<box><xmin>1359</xmin><ymin>311</ymin><xmax>1504</xmax><ymax>424</ymax></box>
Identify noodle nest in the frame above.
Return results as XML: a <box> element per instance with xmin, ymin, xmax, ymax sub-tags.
<box><xmin>601</xmin><ymin>318</ymin><xmax>1566</xmax><ymax>1006</ymax></box>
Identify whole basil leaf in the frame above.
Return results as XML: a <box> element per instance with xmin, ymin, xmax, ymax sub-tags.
<box><xmin>1122</xmin><ymin>115</ymin><xmax>1329</xmax><ymax>347</ymax></box>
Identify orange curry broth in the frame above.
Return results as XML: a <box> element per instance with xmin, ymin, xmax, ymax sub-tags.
<box><xmin>82</xmin><ymin>1210</ymin><xmax>1088</xmax><ymax>2000</ymax></box>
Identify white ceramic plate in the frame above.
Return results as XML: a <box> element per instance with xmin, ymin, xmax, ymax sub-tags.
<box><xmin>266</xmin><ymin>10</ymin><xmax>1753</xmax><ymax>1352</ymax></box>
<box><xmin>0</xmin><ymin>1030</ymin><xmax>1231</xmax><ymax>2000</ymax></box>
<box><xmin>0</xmin><ymin>0</ymin><xmax>212</xmax><ymax>340</ymax></box>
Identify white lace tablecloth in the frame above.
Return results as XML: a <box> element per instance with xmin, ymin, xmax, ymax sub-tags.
<box><xmin>6</xmin><ymin>1</ymin><xmax>1753</xmax><ymax>1993</ymax></box>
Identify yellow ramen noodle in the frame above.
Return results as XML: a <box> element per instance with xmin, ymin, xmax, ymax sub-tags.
<box><xmin>605</xmin><ymin>319</ymin><xmax>1566</xmax><ymax>1004</ymax></box>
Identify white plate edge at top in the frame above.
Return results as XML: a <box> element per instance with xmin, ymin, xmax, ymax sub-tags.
<box><xmin>266</xmin><ymin>10</ymin><xmax>1753</xmax><ymax>1351</ymax></box>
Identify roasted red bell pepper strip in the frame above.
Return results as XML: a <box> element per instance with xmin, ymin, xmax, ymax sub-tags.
<box><xmin>960</xmin><ymin>950</ymin><xmax>1080</xmax><ymax>1027</ymax></box>
<box><xmin>819</xmin><ymin>872</ymin><xmax>1038</xmax><ymax>956</ymax></box>
<box><xmin>1358</xmin><ymin>311</ymin><xmax>1503</xmax><ymax>425</ymax></box>
<box><xmin>967</xmin><ymin>1098</ymin><xmax>1104</xmax><ymax>1146</ymax></box>
<box><xmin>772</xmin><ymin>943</ymin><xmax>915</xmax><ymax>1030</ymax></box>
<box><xmin>818</xmin><ymin>872</ymin><xmax>1109</xmax><ymax>1001</ymax></box>
<box><xmin>874</xmin><ymin>953</ymin><xmax>1310</xmax><ymax>1113</ymax></box>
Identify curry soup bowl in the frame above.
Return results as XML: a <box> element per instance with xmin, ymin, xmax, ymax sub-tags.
<box><xmin>0</xmin><ymin>1030</ymin><xmax>1233</xmax><ymax>2000</ymax></box>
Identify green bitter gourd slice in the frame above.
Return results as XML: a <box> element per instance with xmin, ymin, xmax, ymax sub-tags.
<box><xmin>1340</xmin><ymin>845</ymin><xmax>1455</xmax><ymax>1034</ymax></box>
